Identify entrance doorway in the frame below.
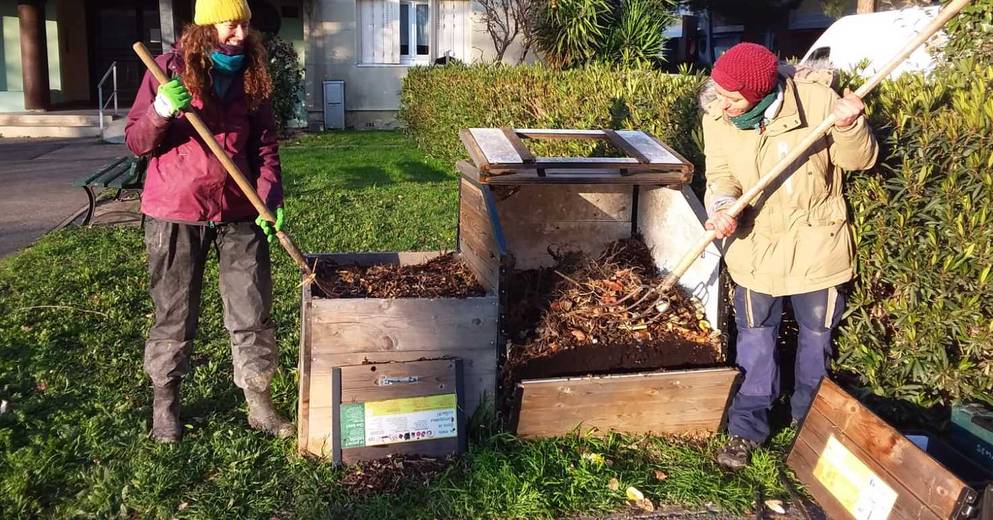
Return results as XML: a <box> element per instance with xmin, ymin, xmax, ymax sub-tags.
<box><xmin>87</xmin><ymin>0</ymin><xmax>162</xmax><ymax>107</ymax></box>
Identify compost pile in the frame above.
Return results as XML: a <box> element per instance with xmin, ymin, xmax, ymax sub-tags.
<box><xmin>313</xmin><ymin>253</ymin><xmax>485</xmax><ymax>298</ymax></box>
<box><xmin>339</xmin><ymin>455</ymin><xmax>452</xmax><ymax>495</ymax></box>
<box><xmin>504</xmin><ymin>238</ymin><xmax>723</xmax><ymax>383</ymax></box>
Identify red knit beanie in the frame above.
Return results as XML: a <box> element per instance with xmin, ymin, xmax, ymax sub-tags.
<box><xmin>711</xmin><ymin>43</ymin><xmax>779</xmax><ymax>104</ymax></box>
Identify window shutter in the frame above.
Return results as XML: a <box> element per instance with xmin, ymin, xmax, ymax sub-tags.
<box><xmin>359</xmin><ymin>0</ymin><xmax>401</xmax><ymax>64</ymax></box>
<box><xmin>384</xmin><ymin>0</ymin><xmax>400</xmax><ymax>64</ymax></box>
<box><xmin>437</xmin><ymin>0</ymin><xmax>470</xmax><ymax>62</ymax></box>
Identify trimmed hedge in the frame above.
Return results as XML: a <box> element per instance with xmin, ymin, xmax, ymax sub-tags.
<box><xmin>399</xmin><ymin>60</ymin><xmax>993</xmax><ymax>409</ymax></box>
<box><xmin>398</xmin><ymin>63</ymin><xmax>705</xmax><ymax>173</ymax></box>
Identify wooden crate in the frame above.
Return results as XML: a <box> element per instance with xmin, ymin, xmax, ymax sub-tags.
<box><xmin>458</xmin><ymin>157</ymin><xmax>736</xmax><ymax>438</ymax></box>
<box><xmin>787</xmin><ymin>379</ymin><xmax>985</xmax><ymax>520</ymax></box>
<box><xmin>298</xmin><ymin>251</ymin><xmax>499</xmax><ymax>458</ymax></box>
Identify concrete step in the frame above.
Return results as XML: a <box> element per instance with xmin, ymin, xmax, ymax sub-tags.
<box><xmin>0</xmin><ymin>113</ymin><xmax>113</xmax><ymax>127</ymax></box>
<box><xmin>0</xmin><ymin>124</ymin><xmax>103</xmax><ymax>138</ymax></box>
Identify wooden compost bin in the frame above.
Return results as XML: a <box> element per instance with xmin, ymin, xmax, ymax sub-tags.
<box><xmin>457</xmin><ymin>127</ymin><xmax>739</xmax><ymax>438</ymax></box>
<box><xmin>788</xmin><ymin>379</ymin><xmax>992</xmax><ymax>520</ymax></box>
<box><xmin>297</xmin><ymin>251</ymin><xmax>499</xmax><ymax>458</ymax></box>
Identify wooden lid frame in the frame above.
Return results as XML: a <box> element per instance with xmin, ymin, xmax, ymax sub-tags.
<box><xmin>458</xmin><ymin>127</ymin><xmax>694</xmax><ymax>185</ymax></box>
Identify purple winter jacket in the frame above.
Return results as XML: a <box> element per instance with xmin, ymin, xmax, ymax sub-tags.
<box><xmin>125</xmin><ymin>50</ymin><xmax>283</xmax><ymax>224</ymax></box>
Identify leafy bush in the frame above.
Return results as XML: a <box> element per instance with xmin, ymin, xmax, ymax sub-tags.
<box><xmin>834</xmin><ymin>65</ymin><xmax>993</xmax><ymax>407</ymax></box>
<box><xmin>398</xmin><ymin>63</ymin><xmax>704</xmax><ymax>168</ymax></box>
<box><xmin>941</xmin><ymin>0</ymin><xmax>993</xmax><ymax>67</ymax></box>
<box><xmin>263</xmin><ymin>35</ymin><xmax>305</xmax><ymax>132</ymax></box>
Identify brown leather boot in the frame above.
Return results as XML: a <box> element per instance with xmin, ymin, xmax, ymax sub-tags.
<box><xmin>244</xmin><ymin>388</ymin><xmax>294</xmax><ymax>439</ymax></box>
<box><xmin>150</xmin><ymin>382</ymin><xmax>181</xmax><ymax>443</ymax></box>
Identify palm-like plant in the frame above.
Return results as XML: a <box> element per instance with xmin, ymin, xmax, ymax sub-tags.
<box><xmin>535</xmin><ymin>0</ymin><xmax>614</xmax><ymax>68</ymax></box>
<box><xmin>605</xmin><ymin>0</ymin><xmax>673</xmax><ymax>67</ymax></box>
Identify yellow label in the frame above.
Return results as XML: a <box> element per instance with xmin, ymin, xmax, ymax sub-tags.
<box><xmin>813</xmin><ymin>434</ymin><xmax>898</xmax><ymax>520</ymax></box>
<box><xmin>365</xmin><ymin>393</ymin><xmax>456</xmax><ymax>416</ymax></box>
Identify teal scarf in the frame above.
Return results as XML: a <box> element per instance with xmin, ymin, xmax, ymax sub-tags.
<box><xmin>730</xmin><ymin>87</ymin><xmax>779</xmax><ymax>130</ymax></box>
<box><xmin>210</xmin><ymin>51</ymin><xmax>245</xmax><ymax>98</ymax></box>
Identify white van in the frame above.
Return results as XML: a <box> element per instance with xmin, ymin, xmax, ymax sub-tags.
<box><xmin>800</xmin><ymin>5</ymin><xmax>943</xmax><ymax>78</ymax></box>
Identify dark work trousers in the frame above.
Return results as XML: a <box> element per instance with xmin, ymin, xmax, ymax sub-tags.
<box><xmin>143</xmin><ymin>217</ymin><xmax>277</xmax><ymax>392</ymax></box>
<box><xmin>726</xmin><ymin>284</ymin><xmax>846</xmax><ymax>444</ymax></box>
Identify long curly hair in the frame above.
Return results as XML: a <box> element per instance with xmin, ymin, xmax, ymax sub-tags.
<box><xmin>178</xmin><ymin>24</ymin><xmax>273</xmax><ymax>112</ymax></box>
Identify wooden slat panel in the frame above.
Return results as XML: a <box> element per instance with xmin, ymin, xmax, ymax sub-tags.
<box><xmin>342</xmin><ymin>437</ymin><xmax>460</xmax><ymax>464</ymax></box>
<box><xmin>493</xmin><ymin>184</ymin><xmax>633</xmax><ymax>270</ymax></box>
<box><xmin>308</xmin><ymin>251</ymin><xmax>445</xmax><ymax>268</ymax></box>
<box><xmin>298</xmin><ymin>294</ymin><xmax>313</xmax><ymax>455</ymax></box>
<box><xmin>500</xmin><ymin>127</ymin><xmax>535</xmax><ymax>163</ymax></box>
<box><xmin>603</xmin><ymin>129</ymin><xmax>650</xmax><ymax>163</ymax></box>
<box><xmin>459</xmin><ymin>210</ymin><xmax>500</xmax><ymax>291</ymax></box>
<box><xmin>468</xmin><ymin>128</ymin><xmax>523</xmax><ymax>165</ymax></box>
<box><xmin>307</xmin><ymin>357</ymin><xmax>493</xmax><ymax>459</ymax></box>
<box><xmin>500</xmin><ymin>220</ymin><xmax>631</xmax><ymax>269</ymax></box>
<box><xmin>483</xmin><ymin>170</ymin><xmax>691</xmax><ymax>185</ymax></box>
<box><xmin>614</xmin><ymin>130</ymin><xmax>684</xmax><ymax>165</ymax></box>
<box><xmin>788</xmin><ymin>404</ymin><xmax>943</xmax><ymax>520</ymax></box>
<box><xmin>492</xmin><ymin>184</ymin><xmax>632</xmax><ymax>221</ymax></box>
<box><xmin>307</xmin><ymin>364</ymin><xmax>495</xmax><ymax>456</ymax></box>
<box><xmin>339</xmin><ymin>359</ymin><xmax>458</xmax><ymax>403</ymax></box>
<box><xmin>516</xmin><ymin>129</ymin><xmax>607</xmax><ymax>140</ymax></box>
<box><xmin>309</xmin><ymin>297</ymin><xmax>498</xmax><ymax>353</ymax></box>
<box><xmin>458</xmin><ymin>178</ymin><xmax>502</xmax><ymax>291</ymax></box>
<box><xmin>791</xmin><ymin>379</ymin><xmax>968</xmax><ymax>518</ymax></box>
<box><xmin>459</xmin><ymin>129</ymin><xmax>491</xmax><ymax>170</ymax></box>
<box><xmin>313</xmin><ymin>349</ymin><xmax>497</xmax><ymax>372</ymax></box>
<box><xmin>516</xmin><ymin>369</ymin><xmax>738</xmax><ymax>437</ymax></box>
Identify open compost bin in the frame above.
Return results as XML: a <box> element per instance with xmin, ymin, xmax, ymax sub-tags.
<box><xmin>457</xmin><ymin>128</ymin><xmax>738</xmax><ymax>438</ymax></box>
<box><xmin>297</xmin><ymin>251</ymin><xmax>499</xmax><ymax>459</ymax></box>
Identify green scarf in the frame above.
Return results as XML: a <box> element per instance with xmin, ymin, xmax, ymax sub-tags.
<box><xmin>730</xmin><ymin>87</ymin><xmax>779</xmax><ymax>130</ymax></box>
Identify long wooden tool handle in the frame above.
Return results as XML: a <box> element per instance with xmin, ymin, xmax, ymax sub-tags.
<box><xmin>659</xmin><ymin>0</ymin><xmax>972</xmax><ymax>292</ymax></box>
<box><xmin>132</xmin><ymin>42</ymin><xmax>313</xmax><ymax>276</ymax></box>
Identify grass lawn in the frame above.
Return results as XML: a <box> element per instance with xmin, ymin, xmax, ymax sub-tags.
<box><xmin>0</xmin><ymin>131</ymin><xmax>797</xmax><ymax>519</ymax></box>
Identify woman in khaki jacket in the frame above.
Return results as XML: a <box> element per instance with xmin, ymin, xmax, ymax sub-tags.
<box><xmin>701</xmin><ymin>43</ymin><xmax>878</xmax><ymax>469</ymax></box>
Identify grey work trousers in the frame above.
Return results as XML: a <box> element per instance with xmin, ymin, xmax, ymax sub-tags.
<box><xmin>143</xmin><ymin>217</ymin><xmax>277</xmax><ymax>392</ymax></box>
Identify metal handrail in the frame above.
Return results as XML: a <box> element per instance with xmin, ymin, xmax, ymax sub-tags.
<box><xmin>97</xmin><ymin>61</ymin><xmax>118</xmax><ymax>131</ymax></box>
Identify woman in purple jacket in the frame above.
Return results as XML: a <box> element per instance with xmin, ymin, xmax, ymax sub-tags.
<box><xmin>125</xmin><ymin>0</ymin><xmax>292</xmax><ymax>443</ymax></box>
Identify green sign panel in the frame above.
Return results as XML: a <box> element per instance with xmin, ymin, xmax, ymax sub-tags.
<box><xmin>340</xmin><ymin>403</ymin><xmax>366</xmax><ymax>448</ymax></box>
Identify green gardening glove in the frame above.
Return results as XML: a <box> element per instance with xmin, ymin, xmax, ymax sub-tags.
<box><xmin>256</xmin><ymin>207</ymin><xmax>285</xmax><ymax>244</ymax></box>
<box><xmin>153</xmin><ymin>77</ymin><xmax>192</xmax><ymax>118</ymax></box>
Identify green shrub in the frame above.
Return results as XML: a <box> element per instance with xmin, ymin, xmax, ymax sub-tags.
<box><xmin>837</xmin><ymin>62</ymin><xmax>993</xmax><ymax>408</ymax></box>
<box><xmin>398</xmin><ymin>63</ymin><xmax>705</xmax><ymax>170</ymax></box>
<box><xmin>263</xmin><ymin>35</ymin><xmax>305</xmax><ymax>132</ymax></box>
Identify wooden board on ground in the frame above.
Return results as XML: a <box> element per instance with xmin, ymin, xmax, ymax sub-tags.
<box><xmin>787</xmin><ymin>378</ymin><xmax>980</xmax><ymax>520</ymax></box>
<box><xmin>459</xmin><ymin>128</ymin><xmax>693</xmax><ymax>180</ymax></box>
<box><xmin>330</xmin><ymin>359</ymin><xmax>467</xmax><ymax>465</ymax></box>
<box><xmin>298</xmin><ymin>251</ymin><xmax>499</xmax><ymax>459</ymax></box>
<box><xmin>514</xmin><ymin>368</ymin><xmax>739</xmax><ymax>438</ymax></box>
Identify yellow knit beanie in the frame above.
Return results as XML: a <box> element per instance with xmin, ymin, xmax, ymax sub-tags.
<box><xmin>194</xmin><ymin>0</ymin><xmax>252</xmax><ymax>25</ymax></box>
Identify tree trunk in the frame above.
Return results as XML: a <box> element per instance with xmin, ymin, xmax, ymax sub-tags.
<box><xmin>857</xmin><ymin>0</ymin><xmax>876</xmax><ymax>14</ymax></box>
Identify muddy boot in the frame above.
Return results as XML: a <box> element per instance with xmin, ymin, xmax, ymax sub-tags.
<box><xmin>150</xmin><ymin>382</ymin><xmax>181</xmax><ymax>443</ymax></box>
<box><xmin>244</xmin><ymin>388</ymin><xmax>294</xmax><ymax>439</ymax></box>
<box><xmin>717</xmin><ymin>435</ymin><xmax>758</xmax><ymax>470</ymax></box>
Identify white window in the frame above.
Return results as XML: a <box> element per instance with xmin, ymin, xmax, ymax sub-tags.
<box><xmin>358</xmin><ymin>0</ymin><xmax>470</xmax><ymax>65</ymax></box>
<box><xmin>400</xmin><ymin>1</ymin><xmax>431</xmax><ymax>64</ymax></box>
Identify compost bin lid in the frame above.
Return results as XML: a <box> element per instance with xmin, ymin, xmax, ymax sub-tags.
<box><xmin>458</xmin><ymin>128</ymin><xmax>694</xmax><ymax>186</ymax></box>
